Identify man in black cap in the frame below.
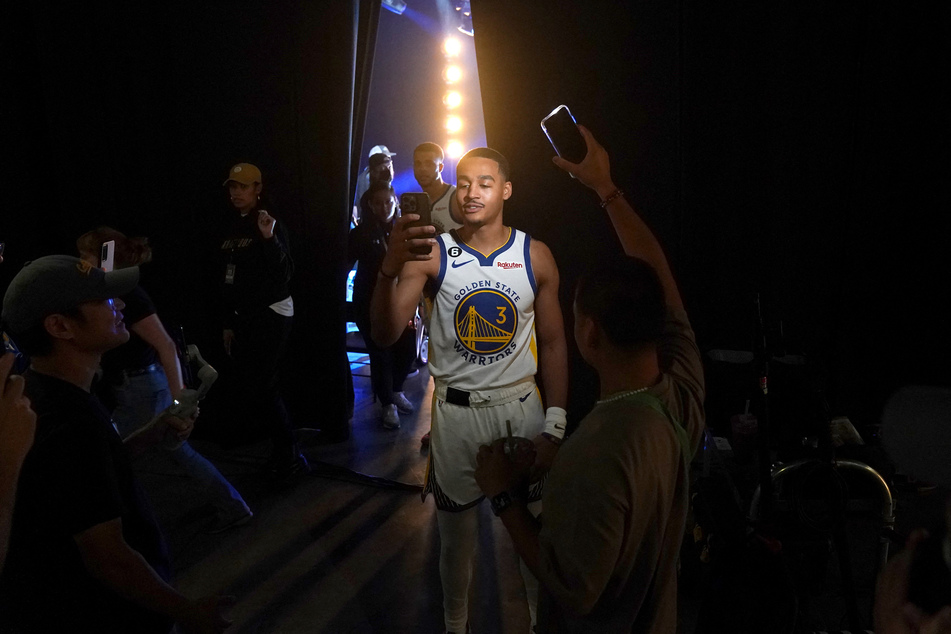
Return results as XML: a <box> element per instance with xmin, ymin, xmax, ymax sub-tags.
<box><xmin>0</xmin><ymin>255</ymin><xmax>232</xmax><ymax>633</ymax></box>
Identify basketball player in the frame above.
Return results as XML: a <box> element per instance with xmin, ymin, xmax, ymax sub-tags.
<box><xmin>371</xmin><ymin>147</ymin><xmax>568</xmax><ymax>633</ymax></box>
<box><xmin>413</xmin><ymin>142</ymin><xmax>461</xmax><ymax>234</ymax></box>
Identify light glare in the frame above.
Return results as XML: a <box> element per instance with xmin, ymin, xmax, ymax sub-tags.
<box><xmin>444</xmin><ymin>66</ymin><xmax>462</xmax><ymax>83</ymax></box>
<box><xmin>444</xmin><ymin>91</ymin><xmax>462</xmax><ymax>108</ymax></box>
<box><xmin>446</xmin><ymin>116</ymin><xmax>463</xmax><ymax>133</ymax></box>
<box><xmin>444</xmin><ymin>37</ymin><xmax>462</xmax><ymax>57</ymax></box>
<box><xmin>447</xmin><ymin>141</ymin><xmax>465</xmax><ymax>159</ymax></box>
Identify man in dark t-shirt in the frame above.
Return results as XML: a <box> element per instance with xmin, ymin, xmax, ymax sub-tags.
<box><xmin>7</xmin><ymin>369</ymin><xmax>174</xmax><ymax>631</ymax></box>
<box><xmin>0</xmin><ymin>255</ymin><xmax>232</xmax><ymax>632</ymax></box>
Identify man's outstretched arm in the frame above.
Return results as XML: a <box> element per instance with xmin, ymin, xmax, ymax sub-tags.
<box><xmin>370</xmin><ymin>214</ymin><xmax>438</xmax><ymax>347</ymax></box>
<box><xmin>75</xmin><ymin>518</ymin><xmax>233</xmax><ymax>632</ymax></box>
<box><xmin>552</xmin><ymin>126</ymin><xmax>683</xmax><ymax>311</ymax></box>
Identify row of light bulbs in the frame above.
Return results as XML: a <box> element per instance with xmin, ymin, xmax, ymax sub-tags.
<box><xmin>443</xmin><ymin>37</ymin><xmax>464</xmax><ymax>159</ymax></box>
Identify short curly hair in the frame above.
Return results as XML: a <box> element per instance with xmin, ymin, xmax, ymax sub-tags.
<box><xmin>575</xmin><ymin>256</ymin><xmax>665</xmax><ymax>351</ymax></box>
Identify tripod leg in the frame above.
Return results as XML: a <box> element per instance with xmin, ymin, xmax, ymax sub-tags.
<box><xmin>833</xmin><ymin>523</ymin><xmax>862</xmax><ymax>630</ymax></box>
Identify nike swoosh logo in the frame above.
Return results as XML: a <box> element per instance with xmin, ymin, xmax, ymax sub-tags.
<box><xmin>519</xmin><ymin>393</ymin><xmax>532</xmax><ymax>402</ymax></box>
<box><xmin>452</xmin><ymin>259</ymin><xmax>474</xmax><ymax>268</ymax></box>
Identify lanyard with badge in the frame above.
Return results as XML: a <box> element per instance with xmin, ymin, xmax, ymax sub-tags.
<box><xmin>224</xmin><ymin>219</ymin><xmax>246</xmax><ymax>285</ymax></box>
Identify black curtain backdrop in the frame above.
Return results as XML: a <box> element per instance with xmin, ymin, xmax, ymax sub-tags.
<box><xmin>471</xmin><ymin>0</ymin><xmax>950</xmax><ymax>435</ymax></box>
<box><xmin>1</xmin><ymin>1</ymin><xmax>361</xmax><ymax>442</ymax></box>
<box><xmin>350</xmin><ymin>0</ymin><xmax>383</xmax><ymax>207</ymax></box>
<box><xmin>2</xmin><ymin>1</ymin><xmax>948</xmax><ymax>445</ymax></box>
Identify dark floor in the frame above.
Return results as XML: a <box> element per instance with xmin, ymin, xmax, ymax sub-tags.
<box><xmin>157</xmin><ymin>354</ymin><xmax>946</xmax><ymax>633</ymax></box>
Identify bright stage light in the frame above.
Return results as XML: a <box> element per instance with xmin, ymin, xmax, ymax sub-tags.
<box><xmin>443</xmin><ymin>91</ymin><xmax>462</xmax><ymax>108</ymax></box>
<box><xmin>444</xmin><ymin>37</ymin><xmax>462</xmax><ymax>57</ymax></box>
<box><xmin>444</xmin><ymin>65</ymin><xmax>462</xmax><ymax>83</ymax></box>
<box><xmin>447</xmin><ymin>141</ymin><xmax>464</xmax><ymax>159</ymax></box>
<box><xmin>446</xmin><ymin>116</ymin><xmax>462</xmax><ymax>133</ymax></box>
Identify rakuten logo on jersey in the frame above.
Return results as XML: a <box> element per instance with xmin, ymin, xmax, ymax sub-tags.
<box><xmin>496</xmin><ymin>261</ymin><xmax>523</xmax><ymax>270</ymax></box>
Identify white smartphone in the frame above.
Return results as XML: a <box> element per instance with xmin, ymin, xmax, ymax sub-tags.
<box><xmin>100</xmin><ymin>240</ymin><xmax>115</xmax><ymax>272</ymax></box>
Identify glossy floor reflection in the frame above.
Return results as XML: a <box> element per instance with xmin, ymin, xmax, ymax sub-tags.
<box><xmin>167</xmin><ymin>356</ymin><xmax>535</xmax><ymax>633</ymax></box>
<box><xmin>160</xmin><ymin>354</ymin><xmax>938</xmax><ymax>633</ymax></box>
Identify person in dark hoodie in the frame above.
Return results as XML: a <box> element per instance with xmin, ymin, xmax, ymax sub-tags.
<box><xmin>348</xmin><ymin>182</ymin><xmax>417</xmax><ymax>430</ymax></box>
<box><xmin>220</xmin><ymin>162</ymin><xmax>307</xmax><ymax>486</ymax></box>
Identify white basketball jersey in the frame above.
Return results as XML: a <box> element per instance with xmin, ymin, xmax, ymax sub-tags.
<box><xmin>428</xmin><ymin>228</ymin><xmax>538</xmax><ymax>391</ymax></box>
<box><xmin>431</xmin><ymin>185</ymin><xmax>461</xmax><ymax>234</ymax></box>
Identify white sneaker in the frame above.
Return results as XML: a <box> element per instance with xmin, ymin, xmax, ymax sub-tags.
<box><xmin>392</xmin><ymin>391</ymin><xmax>415</xmax><ymax>414</ymax></box>
<box><xmin>382</xmin><ymin>404</ymin><xmax>401</xmax><ymax>430</ymax></box>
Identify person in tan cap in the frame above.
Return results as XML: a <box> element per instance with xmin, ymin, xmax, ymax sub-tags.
<box><xmin>220</xmin><ymin>163</ymin><xmax>310</xmax><ymax>484</ymax></box>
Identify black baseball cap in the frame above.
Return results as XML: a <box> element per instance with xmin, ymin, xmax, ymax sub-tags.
<box><xmin>2</xmin><ymin>255</ymin><xmax>139</xmax><ymax>333</ymax></box>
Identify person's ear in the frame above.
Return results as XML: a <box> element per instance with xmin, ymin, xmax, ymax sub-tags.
<box><xmin>253</xmin><ymin>183</ymin><xmax>263</xmax><ymax>196</ymax></box>
<box><xmin>437</xmin><ymin>161</ymin><xmax>444</xmax><ymax>174</ymax></box>
<box><xmin>503</xmin><ymin>181</ymin><xmax>512</xmax><ymax>201</ymax></box>
<box><xmin>576</xmin><ymin>313</ymin><xmax>599</xmax><ymax>354</ymax></box>
<box><xmin>43</xmin><ymin>314</ymin><xmax>76</xmax><ymax>342</ymax></box>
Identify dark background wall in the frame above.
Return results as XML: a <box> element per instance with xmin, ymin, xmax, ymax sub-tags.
<box><xmin>2</xmin><ymin>1</ymin><xmax>362</xmax><ymax>440</ymax></box>
<box><xmin>471</xmin><ymin>0</ymin><xmax>950</xmax><ymax>436</ymax></box>
<box><xmin>2</xmin><ymin>1</ymin><xmax>948</xmax><ymax>444</ymax></box>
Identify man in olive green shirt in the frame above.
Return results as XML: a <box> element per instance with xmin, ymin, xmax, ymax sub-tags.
<box><xmin>475</xmin><ymin>126</ymin><xmax>704</xmax><ymax>633</ymax></box>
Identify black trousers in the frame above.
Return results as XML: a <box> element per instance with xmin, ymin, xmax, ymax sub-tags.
<box><xmin>231</xmin><ymin>308</ymin><xmax>295</xmax><ymax>454</ymax></box>
<box><xmin>354</xmin><ymin>314</ymin><xmax>415</xmax><ymax>407</ymax></box>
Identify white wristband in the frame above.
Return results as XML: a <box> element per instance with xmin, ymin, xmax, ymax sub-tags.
<box><xmin>544</xmin><ymin>406</ymin><xmax>568</xmax><ymax>439</ymax></box>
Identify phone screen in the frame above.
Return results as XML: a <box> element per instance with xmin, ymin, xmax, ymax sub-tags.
<box><xmin>541</xmin><ymin>105</ymin><xmax>587</xmax><ymax>164</ymax></box>
<box><xmin>400</xmin><ymin>192</ymin><xmax>433</xmax><ymax>255</ymax></box>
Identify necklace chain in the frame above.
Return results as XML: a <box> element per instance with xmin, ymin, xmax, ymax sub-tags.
<box><xmin>596</xmin><ymin>386</ymin><xmax>650</xmax><ymax>405</ymax></box>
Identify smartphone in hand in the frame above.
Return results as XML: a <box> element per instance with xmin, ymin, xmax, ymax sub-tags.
<box><xmin>541</xmin><ymin>105</ymin><xmax>587</xmax><ymax>164</ymax></box>
<box><xmin>100</xmin><ymin>239</ymin><xmax>116</xmax><ymax>272</ymax></box>
<box><xmin>400</xmin><ymin>192</ymin><xmax>433</xmax><ymax>255</ymax></box>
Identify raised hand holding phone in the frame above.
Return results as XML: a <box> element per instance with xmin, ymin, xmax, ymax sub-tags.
<box><xmin>379</xmin><ymin>214</ymin><xmax>436</xmax><ymax>279</ymax></box>
<box><xmin>541</xmin><ymin>105</ymin><xmax>588</xmax><ymax>165</ymax></box>
<box><xmin>550</xmin><ymin>125</ymin><xmax>616</xmax><ymax>198</ymax></box>
<box><xmin>400</xmin><ymin>192</ymin><xmax>433</xmax><ymax>255</ymax></box>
